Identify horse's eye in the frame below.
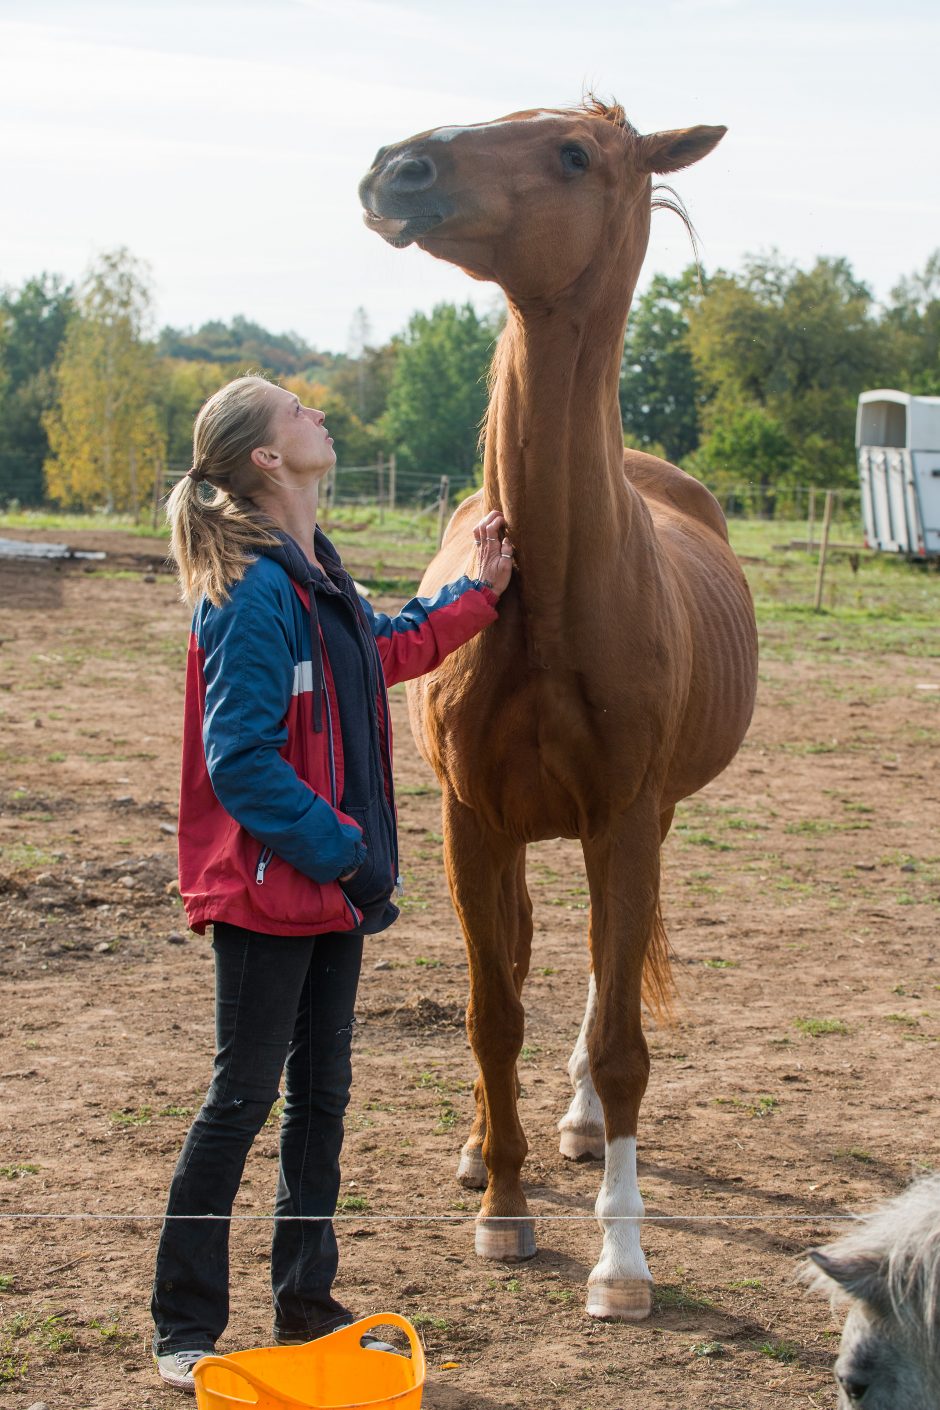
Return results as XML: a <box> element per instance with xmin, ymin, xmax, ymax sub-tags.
<box><xmin>837</xmin><ymin>1372</ymin><xmax>869</xmax><ymax>1403</ymax></box>
<box><xmin>561</xmin><ymin>145</ymin><xmax>590</xmax><ymax>174</ymax></box>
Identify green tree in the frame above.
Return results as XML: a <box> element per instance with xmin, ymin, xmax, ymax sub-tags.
<box><xmin>0</xmin><ymin>274</ymin><xmax>74</xmax><ymax>504</ymax></box>
<box><xmin>382</xmin><ymin>303</ymin><xmax>498</xmax><ymax>487</ymax></box>
<box><xmin>881</xmin><ymin>250</ymin><xmax>940</xmax><ymax>395</ymax></box>
<box><xmin>44</xmin><ymin>249</ymin><xmax>164</xmax><ymax>513</ymax></box>
<box><xmin>620</xmin><ymin>268</ymin><xmax>704</xmax><ymax>462</ymax></box>
<box><xmin>686</xmin><ymin>253</ymin><xmax>893</xmax><ymax>487</ymax></box>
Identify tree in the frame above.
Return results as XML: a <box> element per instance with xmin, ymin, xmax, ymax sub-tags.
<box><xmin>382</xmin><ymin>303</ymin><xmax>498</xmax><ymax>486</ymax></box>
<box><xmin>43</xmin><ymin>249</ymin><xmax>164</xmax><ymax>513</ymax></box>
<box><xmin>157</xmin><ymin>316</ymin><xmax>323</xmax><ymax>377</ymax></box>
<box><xmin>619</xmin><ymin>268</ymin><xmax>705</xmax><ymax>463</ymax></box>
<box><xmin>686</xmin><ymin>253</ymin><xmax>895</xmax><ymax>487</ymax></box>
<box><xmin>882</xmin><ymin>250</ymin><xmax>940</xmax><ymax>396</ymax></box>
<box><xmin>0</xmin><ymin>274</ymin><xmax>74</xmax><ymax>504</ymax></box>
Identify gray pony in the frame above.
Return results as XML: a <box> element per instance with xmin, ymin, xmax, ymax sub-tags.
<box><xmin>803</xmin><ymin>1173</ymin><xmax>940</xmax><ymax>1409</ymax></box>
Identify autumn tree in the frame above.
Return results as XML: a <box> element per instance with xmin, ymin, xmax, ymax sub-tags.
<box><xmin>44</xmin><ymin>249</ymin><xmax>164</xmax><ymax>513</ymax></box>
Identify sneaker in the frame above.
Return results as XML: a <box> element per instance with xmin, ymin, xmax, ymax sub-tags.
<box><xmin>154</xmin><ymin>1348</ymin><xmax>212</xmax><ymax>1392</ymax></box>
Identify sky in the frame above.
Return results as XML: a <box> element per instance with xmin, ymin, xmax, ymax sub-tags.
<box><xmin>1</xmin><ymin>0</ymin><xmax>938</xmax><ymax>354</ymax></box>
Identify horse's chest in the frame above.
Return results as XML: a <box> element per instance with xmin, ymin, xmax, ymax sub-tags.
<box><xmin>418</xmin><ymin>659</ymin><xmax>656</xmax><ymax>839</ymax></box>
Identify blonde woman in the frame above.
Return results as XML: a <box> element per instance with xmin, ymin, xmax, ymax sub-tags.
<box><xmin>151</xmin><ymin>375</ymin><xmax>513</xmax><ymax>1391</ymax></box>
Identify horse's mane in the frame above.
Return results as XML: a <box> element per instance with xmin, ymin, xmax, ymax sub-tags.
<box><xmin>803</xmin><ymin>1173</ymin><xmax>940</xmax><ymax>1351</ymax></box>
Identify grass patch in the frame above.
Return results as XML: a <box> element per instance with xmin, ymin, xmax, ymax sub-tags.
<box><xmin>412</xmin><ymin>1314</ymin><xmax>449</xmax><ymax>1331</ymax></box>
<box><xmin>757</xmin><ymin>1338</ymin><xmax>799</xmax><ymax>1364</ymax></box>
<box><xmin>794</xmin><ymin>1017</ymin><xmax>850</xmax><ymax>1037</ymax></box>
<box><xmin>336</xmin><ymin>1194</ymin><xmax>368</xmax><ymax>1212</ymax></box>
<box><xmin>109</xmin><ymin>1106</ymin><xmax>153</xmax><ymax>1127</ymax></box>
<box><xmin>655</xmin><ymin>1284</ymin><xmax>715</xmax><ymax>1313</ymax></box>
<box><xmin>0</xmin><ymin>1164</ymin><xmax>39</xmax><ymax>1180</ymax></box>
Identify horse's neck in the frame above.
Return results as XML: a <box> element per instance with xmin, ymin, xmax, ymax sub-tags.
<box><xmin>485</xmin><ymin>294</ymin><xmax>653</xmax><ymax>663</ymax></box>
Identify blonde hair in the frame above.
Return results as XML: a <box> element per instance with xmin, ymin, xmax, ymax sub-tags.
<box><xmin>166</xmin><ymin>375</ymin><xmax>282</xmax><ymax>606</ymax></box>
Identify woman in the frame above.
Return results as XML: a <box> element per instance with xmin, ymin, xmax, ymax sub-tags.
<box><xmin>152</xmin><ymin>374</ymin><xmax>513</xmax><ymax>1391</ymax></box>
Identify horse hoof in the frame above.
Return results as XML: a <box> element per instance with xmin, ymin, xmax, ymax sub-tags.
<box><xmin>586</xmin><ymin>1278</ymin><xmax>653</xmax><ymax>1321</ymax></box>
<box><xmin>558</xmin><ymin>1128</ymin><xmax>605</xmax><ymax>1161</ymax></box>
<box><xmin>456</xmin><ymin>1149</ymin><xmax>488</xmax><ymax>1189</ymax></box>
<box><xmin>474</xmin><ymin>1217</ymin><xmax>537</xmax><ymax>1262</ymax></box>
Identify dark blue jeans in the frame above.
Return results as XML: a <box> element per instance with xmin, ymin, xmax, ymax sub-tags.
<box><xmin>151</xmin><ymin>922</ymin><xmax>364</xmax><ymax>1354</ymax></box>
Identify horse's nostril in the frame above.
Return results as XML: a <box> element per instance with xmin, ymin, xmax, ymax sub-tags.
<box><xmin>389</xmin><ymin>154</ymin><xmax>437</xmax><ymax>191</ymax></box>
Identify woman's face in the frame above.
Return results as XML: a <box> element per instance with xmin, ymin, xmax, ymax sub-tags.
<box><xmin>262</xmin><ymin>386</ymin><xmax>336</xmax><ymax>479</ymax></box>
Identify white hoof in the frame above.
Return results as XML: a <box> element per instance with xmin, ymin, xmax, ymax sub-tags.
<box><xmin>474</xmin><ymin>1216</ymin><xmax>536</xmax><ymax>1262</ymax></box>
<box><xmin>558</xmin><ymin>1127</ymin><xmax>605</xmax><ymax>1161</ymax></box>
<box><xmin>586</xmin><ymin>1278</ymin><xmax>653</xmax><ymax>1321</ymax></box>
<box><xmin>456</xmin><ymin>1148</ymin><xmax>488</xmax><ymax>1189</ymax></box>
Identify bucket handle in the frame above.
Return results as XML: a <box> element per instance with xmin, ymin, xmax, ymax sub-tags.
<box><xmin>349</xmin><ymin>1314</ymin><xmax>426</xmax><ymax>1382</ymax></box>
<box><xmin>191</xmin><ymin>1355</ymin><xmax>273</xmax><ymax>1405</ymax></box>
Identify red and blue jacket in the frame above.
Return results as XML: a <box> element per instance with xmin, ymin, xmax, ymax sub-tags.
<box><xmin>178</xmin><ymin>528</ymin><xmax>498</xmax><ymax>937</ymax></box>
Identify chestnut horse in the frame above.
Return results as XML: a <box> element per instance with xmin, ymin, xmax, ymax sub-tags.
<box><xmin>359</xmin><ymin>100</ymin><xmax>758</xmax><ymax>1319</ymax></box>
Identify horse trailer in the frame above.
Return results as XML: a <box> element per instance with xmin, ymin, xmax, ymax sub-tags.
<box><xmin>856</xmin><ymin>389</ymin><xmax>940</xmax><ymax>558</ymax></box>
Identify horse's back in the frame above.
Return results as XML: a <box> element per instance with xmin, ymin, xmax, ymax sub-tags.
<box><xmin>623</xmin><ymin>449</ymin><xmax>729</xmax><ymax>541</ymax></box>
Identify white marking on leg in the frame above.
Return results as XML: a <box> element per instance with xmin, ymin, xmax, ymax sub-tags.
<box><xmin>588</xmin><ymin>1136</ymin><xmax>651</xmax><ymax>1290</ymax></box>
<box><xmin>558</xmin><ymin>973</ymin><xmax>604</xmax><ymax>1154</ymax></box>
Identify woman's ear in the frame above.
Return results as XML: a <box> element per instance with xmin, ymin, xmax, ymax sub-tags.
<box><xmin>249</xmin><ymin>445</ymin><xmax>281</xmax><ymax>473</ymax></box>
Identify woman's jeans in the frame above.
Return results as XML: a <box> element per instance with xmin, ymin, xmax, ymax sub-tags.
<box><xmin>151</xmin><ymin>923</ymin><xmax>364</xmax><ymax>1354</ymax></box>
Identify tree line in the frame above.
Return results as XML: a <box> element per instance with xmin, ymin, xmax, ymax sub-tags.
<box><xmin>0</xmin><ymin>245</ymin><xmax>937</xmax><ymax>514</ymax></box>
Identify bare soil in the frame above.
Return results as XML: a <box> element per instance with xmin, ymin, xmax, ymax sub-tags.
<box><xmin>1</xmin><ymin>529</ymin><xmax>938</xmax><ymax>1409</ymax></box>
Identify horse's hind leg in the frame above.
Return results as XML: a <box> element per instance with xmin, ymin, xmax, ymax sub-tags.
<box><xmin>457</xmin><ymin>852</ymin><xmax>531</xmax><ymax>1189</ymax></box>
<box><xmin>580</xmin><ymin>803</ymin><xmax>665</xmax><ymax>1320</ymax></box>
<box><xmin>558</xmin><ymin>966</ymin><xmax>605</xmax><ymax>1160</ymax></box>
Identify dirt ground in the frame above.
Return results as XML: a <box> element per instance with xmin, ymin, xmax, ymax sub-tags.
<box><xmin>0</xmin><ymin>528</ymin><xmax>938</xmax><ymax>1409</ymax></box>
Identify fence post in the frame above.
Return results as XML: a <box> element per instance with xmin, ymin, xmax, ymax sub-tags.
<box><xmin>813</xmin><ymin>489</ymin><xmax>835</xmax><ymax>611</ymax></box>
<box><xmin>377</xmin><ymin>454</ymin><xmax>385</xmax><ymax>523</ymax></box>
<box><xmin>807</xmin><ymin>486</ymin><xmax>816</xmax><ymax>551</ymax></box>
<box><xmin>436</xmin><ymin>475</ymin><xmax>450</xmax><ymax>548</ymax></box>
<box><xmin>389</xmin><ymin>453</ymin><xmax>396</xmax><ymax>513</ymax></box>
<box><xmin>151</xmin><ymin>459</ymin><xmax>163</xmax><ymax>531</ymax></box>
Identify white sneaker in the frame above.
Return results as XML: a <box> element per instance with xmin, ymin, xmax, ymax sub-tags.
<box><xmin>154</xmin><ymin>1348</ymin><xmax>211</xmax><ymax>1392</ymax></box>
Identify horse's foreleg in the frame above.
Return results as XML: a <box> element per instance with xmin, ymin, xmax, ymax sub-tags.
<box><xmin>580</xmin><ymin>805</ymin><xmax>663</xmax><ymax>1321</ymax></box>
<box><xmin>457</xmin><ymin>851</ymin><xmax>531</xmax><ymax>1190</ymax></box>
<box><xmin>443</xmin><ymin>788</ymin><xmax>534</xmax><ymax>1261</ymax></box>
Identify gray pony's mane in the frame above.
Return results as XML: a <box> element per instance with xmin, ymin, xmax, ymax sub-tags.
<box><xmin>802</xmin><ymin>1173</ymin><xmax>940</xmax><ymax>1353</ymax></box>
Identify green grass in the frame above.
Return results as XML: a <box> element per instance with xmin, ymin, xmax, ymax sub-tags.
<box><xmin>0</xmin><ymin>1164</ymin><xmax>39</xmax><ymax>1179</ymax></box>
<box><xmin>794</xmin><ymin>1017</ymin><xmax>850</xmax><ymax>1037</ymax></box>
<box><xmin>0</xmin><ymin>508</ymin><xmax>169</xmax><ymax>538</ymax></box>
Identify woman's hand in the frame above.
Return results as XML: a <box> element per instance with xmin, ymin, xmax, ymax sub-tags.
<box><xmin>472</xmin><ymin>510</ymin><xmax>514</xmax><ymax>597</ymax></box>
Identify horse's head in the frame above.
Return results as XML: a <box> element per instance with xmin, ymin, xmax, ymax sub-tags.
<box><xmin>359</xmin><ymin>100</ymin><xmax>725</xmax><ymax>303</ymax></box>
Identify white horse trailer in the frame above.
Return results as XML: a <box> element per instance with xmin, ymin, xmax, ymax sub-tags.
<box><xmin>856</xmin><ymin>390</ymin><xmax>940</xmax><ymax>558</ymax></box>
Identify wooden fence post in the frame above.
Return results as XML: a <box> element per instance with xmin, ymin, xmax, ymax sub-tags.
<box><xmin>813</xmin><ymin>489</ymin><xmax>835</xmax><ymax>611</ymax></box>
<box><xmin>151</xmin><ymin>459</ymin><xmax>164</xmax><ymax>531</ymax></box>
<box><xmin>389</xmin><ymin>453</ymin><xmax>396</xmax><ymax>513</ymax></box>
<box><xmin>377</xmin><ymin>454</ymin><xmax>385</xmax><ymax>523</ymax></box>
<box><xmin>437</xmin><ymin>475</ymin><xmax>450</xmax><ymax>548</ymax></box>
<box><xmin>807</xmin><ymin>486</ymin><xmax>816</xmax><ymax>551</ymax></box>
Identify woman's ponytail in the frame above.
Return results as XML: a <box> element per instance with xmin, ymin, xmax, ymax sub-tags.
<box><xmin>166</xmin><ymin>376</ymin><xmax>281</xmax><ymax>607</ymax></box>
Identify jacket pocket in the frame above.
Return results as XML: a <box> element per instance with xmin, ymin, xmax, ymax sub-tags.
<box><xmin>341</xmin><ymin>798</ymin><xmax>393</xmax><ymax>913</ymax></box>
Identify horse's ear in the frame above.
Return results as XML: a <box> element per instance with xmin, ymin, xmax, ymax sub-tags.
<box><xmin>808</xmin><ymin>1249</ymin><xmax>890</xmax><ymax>1314</ymax></box>
<box><xmin>636</xmin><ymin>125</ymin><xmax>726</xmax><ymax>174</ymax></box>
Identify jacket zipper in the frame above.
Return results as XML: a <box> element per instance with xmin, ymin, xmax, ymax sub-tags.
<box><xmin>377</xmin><ymin>676</ymin><xmax>403</xmax><ymax>895</ymax></box>
<box><xmin>320</xmin><ymin>660</ymin><xmax>362</xmax><ymax>924</ymax></box>
<box><xmin>255</xmin><ymin>846</ymin><xmax>273</xmax><ymax>884</ymax></box>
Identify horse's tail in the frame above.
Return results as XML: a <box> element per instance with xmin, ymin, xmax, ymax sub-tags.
<box><xmin>642</xmin><ymin>898</ymin><xmax>676</xmax><ymax>1023</ymax></box>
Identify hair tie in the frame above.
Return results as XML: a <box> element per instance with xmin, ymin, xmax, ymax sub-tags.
<box><xmin>186</xmin><ymin>465</ymin><xmax>203</xmax><ymax>483</ymax></box>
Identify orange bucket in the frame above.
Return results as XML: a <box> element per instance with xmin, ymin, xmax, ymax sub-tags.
<box><xmin>192</xmin><ymin>1315</ymin><xmax>425</xmax><ymax>1410</ymax></box>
